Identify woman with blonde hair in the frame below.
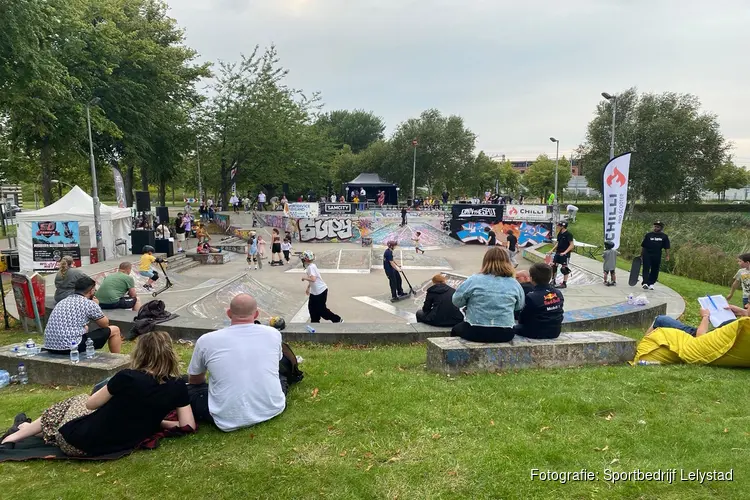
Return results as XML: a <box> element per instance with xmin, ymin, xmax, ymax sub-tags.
<box><xmin>451</xmin><ymin>247</ymin><xmax>525</xmax><ymax>342</ymax></box>
<box><xmin>53</xmin><ymin>255</ymin><xmax>86</xmax><ymax>303</ymax></box>
<box><xmin>1</xmin><ymin>331</ymin><xmax>195</xmax><ymax>455</ymax></box>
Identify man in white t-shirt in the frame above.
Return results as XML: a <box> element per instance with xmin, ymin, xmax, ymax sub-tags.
<box><xmin>300</xmin><ymin>250</ymin><xmax>342</xmax><ymax>323</ymax></box>
<box><xmin>257</xmin><ymin>191</ymin><xmax>266</xmax><ymax>211</ymax></box>
<box><xmin>566</xmin><ymin>204</ymin><xmax>579</xmax><ymax>223</ymax></box>
<box><xmin>187</xmin><ymin>294</ymin><xmax>286</xmax><ymax>431</ymax></box>
<box><xmin>330</xmin><ymin>193</ymin><xmax>336</xmax><ymax>203</ymax></box>
<box><xmin>229</xmin><ymin>193</ymin><xmax>239</xmax><ymax>213</ymax></box>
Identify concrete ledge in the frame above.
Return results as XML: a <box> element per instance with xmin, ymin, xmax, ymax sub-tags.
<box><xmin>426</xmin><ymin>331</ymin><xmax>637</xmax><ymax>374</ymax></box>
<box><xmin>187</xmin><ymin>252</ymin><xmax>233</xmax><ymax>264</ymax></box>
<box><xmin>0</xmin><ymin>346</ymin><xmax>130</xmax><ymax>386</ymax></box>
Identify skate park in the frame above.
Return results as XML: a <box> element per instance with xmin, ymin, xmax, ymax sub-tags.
<box><xmin>12</xmin><ymin>206</ymin><xmax>684</xmax><ymax>346</ymax></box>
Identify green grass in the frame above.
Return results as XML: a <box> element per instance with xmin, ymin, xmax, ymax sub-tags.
<box><xmin>1</xmin><ymin>226</ymin><xmax>750</xmax><ymax>498</ymax></box>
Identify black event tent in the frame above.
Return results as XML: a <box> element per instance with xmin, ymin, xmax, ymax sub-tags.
<box><xmin>343</xmin><ymin>173</ymin><xmax>398</xmax><ymax>205</ymax></box>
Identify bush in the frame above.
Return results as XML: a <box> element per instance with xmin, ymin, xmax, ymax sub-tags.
<box><xmin>577</xmin><ymin>203</ymin><xmax>749</xmax><ymax>213</ymax></box>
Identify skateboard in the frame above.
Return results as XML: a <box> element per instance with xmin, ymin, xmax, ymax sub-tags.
<box><xmin>628</xmin><ymin>256</ymin><xmax>642</xmax><ymax>286</ymax></box>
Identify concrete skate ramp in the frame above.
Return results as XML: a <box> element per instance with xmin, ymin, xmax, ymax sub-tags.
<box><xmin>185</xmin><ymin>274</ymin><xmax>303</xmax><ymax>322</ymax></box>
<box><xmin>368</xmin><ymin>222</ymin><xmax>459</xmax><ymax>249</ymax></box>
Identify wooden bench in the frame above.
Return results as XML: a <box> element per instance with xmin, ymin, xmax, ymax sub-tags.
<box><xmin>426</xmin><ymin>331</ymin><xmax>636</xmax><ymax>374</ymax></box>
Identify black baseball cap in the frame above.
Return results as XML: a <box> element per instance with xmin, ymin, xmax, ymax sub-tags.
<box><xmin>557</xmin><ymin>222</ymin><xmax>568</xmax><ymax>228</ymax></box>
<box><xmin>653</xmin><ymin>220</ymin><xmax>664</xmax><ymax>227</ymax></box>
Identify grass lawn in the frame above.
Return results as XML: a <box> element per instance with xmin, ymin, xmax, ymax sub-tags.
<box><xmin>1</xmin><ymin>234</ymin><xmax>749</xmax><ymax>498</ymax></box>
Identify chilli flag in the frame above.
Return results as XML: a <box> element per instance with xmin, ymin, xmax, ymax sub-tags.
<box><xmin>110</xmin><ymin>161</ymin><xmax>127</xmax><ymax>209</ymax></box>
<box><xmin>602</xmin><ymin>152</ymin><xmax>632</xmax><ymax>250</ymax></box>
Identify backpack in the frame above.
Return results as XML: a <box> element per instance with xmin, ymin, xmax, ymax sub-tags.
<box><xmin>280</xmin><ymin>342</ymin><xmax>304</xmax><ymax>385</ymax></box>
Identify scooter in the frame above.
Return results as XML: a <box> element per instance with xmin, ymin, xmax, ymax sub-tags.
<box><xmin>390</xmin><ymin>269</ymin><xmax>418</xmax><ymax>302</ymax></box>
<box><xmin>152</xmin><ymin>261</ymin><xmax>174</xmax><ymax>297</ymax></box>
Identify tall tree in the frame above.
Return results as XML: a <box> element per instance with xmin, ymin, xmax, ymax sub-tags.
<box><xmin>522</xmin><ymin>154</ymin><xmax>572</xmax><ymax>201</ymax></box>
<box><xmin>315</xmin><ymin>109</ymin><xmax>385</xmax><ymax>154</ymax></box>
<box><xmin>385</xmin><ymin>109</ymin><xmax>476</xmax><ymax>197</ymax></box>
<box><xmin>582</xmin><ymin>88</ymin><xmax>729</xmax><ymax>203</ymax></box>
<box><xmin>707</xmin><ymin>160</ymin><xmax>749</xmax><ymax>201</ymax></box>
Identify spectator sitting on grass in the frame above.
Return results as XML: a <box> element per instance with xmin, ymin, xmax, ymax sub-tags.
<box><xmin>187</xmin><ymin>294</ymin><xmax>288</xmax><ymax>431</ymax></box>
<box><xmin>95</xmin><ymin>262</ymin><xmax>141</xmax><ymax>312</ymax></box>
<box><xmin>513</xmin><ymin>263</ymin><xmax>564</xmax><ymax>340</ymax></box>
<box><xmin>647</xmin><ymin>302</ymin><xmax>749</xmax><ymax>338</ymax></box>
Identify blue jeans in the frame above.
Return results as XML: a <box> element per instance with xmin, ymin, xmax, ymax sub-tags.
<box><xmin>652</xmin><ymin>315</ymin><xmax>697</xmax><ymax>336</ymax></box>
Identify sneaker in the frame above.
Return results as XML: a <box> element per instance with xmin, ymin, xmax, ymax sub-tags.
<box><xmin>557</xmin><ymin>283</ymin><xmax>567</xmax><ymax>289</ymax></box>
<box><xmin>254</xmin><ymin>266</ymin><xmax>258</xmax><ymax>270</ymax></box>
<box><xmin>642</xmin><ymin>284</ymin><xmax>649</xmax><ymax>290</ymax></box>
<box><xmin>648</xmin><ymin>284</ymin><xmax>655</xmax><ymax>290</ymax></box>
<box><xmin>143</xmin><ymin>284</ymin><xmax>152</xmax><ymax>290</ymax></box>
<box><xmin>611</xmin><ymin>282</ymin><xmax>617</xmax><ymax>287</ymax></box>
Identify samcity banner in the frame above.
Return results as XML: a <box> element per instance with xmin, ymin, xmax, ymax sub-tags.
<box><xmin>602</xmin><ymin>152</ymin><xmax>632</xmax><ymax>250</ymax></box>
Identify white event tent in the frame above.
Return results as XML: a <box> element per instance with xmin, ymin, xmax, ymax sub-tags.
<box><xmin>16</xmin><ymin>186</ymin><xmax>132</xmax><ymax>270</ymax></box>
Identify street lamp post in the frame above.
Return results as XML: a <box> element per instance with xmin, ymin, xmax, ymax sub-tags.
<box><xmin>196</xmin><ymin>137</ymin><xmax>203</xmax><ymax>202</ymax></box>
<box><xmin>602</xmin><ymin>92</ymin><xmax>617</xmax><ymax>159</ymax></box>
<box><xmin>86</xmin><ymin>97</ymin><xmax>104</xmax><ymax>261</ymax></box>
<box><xmin>550</xmin><ymin>137</ymin><xmax>560</xmax><ymax>225</ymax></box>
<box><xmin>411</xmin><ymin>139</ymin><xmax>418</xmax><ymax>206</ymax></box>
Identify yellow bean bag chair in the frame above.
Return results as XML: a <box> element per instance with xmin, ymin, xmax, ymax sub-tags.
<box><xmin>633</xmin><ymin>317</ymin><xmax>750</xmax><ymax>367</ymax></box>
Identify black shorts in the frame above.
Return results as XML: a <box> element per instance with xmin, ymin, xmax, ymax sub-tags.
<box><xmin>553</xmin><ymin>253</ymin><xmax>569</xmax><ymax>266</ymax></box>
<box><xmin>45</xmin><ymin>327</ymin><xmax>112</xmax><ymax>354</ymax></box>
<box><xmin>272</xmin><ymin>243</ymin><xmax>282</xmax><ymax>253</ymax></box>
<box><xmin>99</xmin><ymin>297</ymin><xmax>137</xmax><ymax>310</ymax></box>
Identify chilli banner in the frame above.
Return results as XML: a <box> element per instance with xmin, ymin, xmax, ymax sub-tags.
<box><xmin>111</xmin><ymin>162</ymin><xmax>127</xmax><ymax>209</ymax></box>
<box><xmin>602</xmin><ymin>152</ymin><xmax>632</xmax><ymax>249</ymax></box>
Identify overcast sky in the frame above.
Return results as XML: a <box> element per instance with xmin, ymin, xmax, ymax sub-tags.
<box><xmin>166</xmin><ymin>0</ymin><xmax>750</xmax><ymax>165</ymax></box>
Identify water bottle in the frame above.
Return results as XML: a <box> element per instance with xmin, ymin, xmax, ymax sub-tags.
<box><xmin>85</xmin><ymin>338</ymin><xmax>95</xmax><ymax>360</ymax></box>
<box><xmin>12</xmin><ymin>345</ymin><xmax>25</xmax><ymax>357</ymax></box>
<box><xmin>0</xmin><ymin>370</ymin><xmax>9</xmax><ymax>389</ymax></box>
<box><xmin>17</xmin><ymin>363</ymin><xmax>28</xmax><ymax>385</ymax></box>
<box><xmin>306</xmin><ymin>325</ymin><xmax>316</xmax><ymax>334</ymax></box>
<box><xmin>627</xmin><ymin>294</ymin><xmax>634</xmax><ymax>305</ymax></box>
<box><xmin>638</xmin><ymin>360</ymin><xmax>660</xmax><ymax>366</ymax></box>
<box><xmin>70</xmin><ymin>341</ymin><xmax>80</xmax><ymax>364</ymax></box>
<box><xmin>25</xmin><ymin>338</ymin><xmax>36</xmax><ymax>357</ymax></box>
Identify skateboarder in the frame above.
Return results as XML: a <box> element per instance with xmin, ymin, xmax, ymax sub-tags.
<box><xmin>641</xmin><ymin>221</ymin><xmax>670</xmax><ymax>290</ymax></box>
<box><xmin>384</xmin><ymin>240</ymin><xmax>407</xmax><ymax>301</ymax></box>
<box><xmin>547</xmin><ymin>222</ymin><xmax>574</xmax><ymax>288</ymax></box>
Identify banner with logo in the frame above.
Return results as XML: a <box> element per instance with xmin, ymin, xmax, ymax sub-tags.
<box><xmin>503</xmin><ymin>204</ymin><xmax>549</xmax><ymax>222</ymax></box>
<box><xmin>288</xmin><ymin>202</ymin><xmax>319</xmax><ymax>219</ymax></box>
<box><xmin>30</xmin><ymin>221</ymin><xmax>81</xmax><ymax>270</ymax></box>
<box><xmin>320</xmin><ymin>203</ymin><xmax>355</xmax><ymax>215</ymax></box>
<box><xmin>449</xmin><ymin>204</ymin><xmax>503</xmax><ymax>244</ymax></box>
<box><xmin>111</xmin><ymin>163</ymin><xmax>127</xmax><ymax>209</ymax></box>
<box><xmin>602</xmin><ymin>152</ymin><xmax>632</xmax><ymax>250</ymax></box>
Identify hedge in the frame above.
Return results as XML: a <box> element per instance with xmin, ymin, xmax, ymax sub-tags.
<box><xmin>576</xmin><ymin>203</ymin><xmax>750</xmax><ymax>213</ymax></box>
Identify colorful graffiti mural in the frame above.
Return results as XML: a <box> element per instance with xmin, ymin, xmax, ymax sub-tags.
<box><xmin>298</xmin><ymin>218</ymin><xmax>354</xmax><ymax>242</ymax></box>
<box><xmin>451</xmin><ymin>221</ymin><xmax>552</xmax><ymax>246</ymax></box>
<box><xmin>369</xmin><ymin>222</ymin><xmax>460</xmax><ymax>248</ymax></box>
<box><xmin>214</xmin><ymin>214</ymin><xmax>231</xmax><ymax>232</ymax></box>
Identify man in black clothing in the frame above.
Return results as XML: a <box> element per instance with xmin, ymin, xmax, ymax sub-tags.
<box><xmin>514</xmin><ymin>263</ymin><xmax>564</xmax><ymax>339</ymax></box>
<box><xmin>484</xmin><ymin>226</ymin><xmax>496</xmax><ymax>246</ymax></box>
<box><xmin>641</xmin><ymin>220</ymin><xmax>670</xmax><ymax>290</ymax></box>
<box><xmin>547</xmin><ymin>222</ymin><xmax>574</xmax><ymax>288</ymax></box>
<box><xmin>505</xmin><ymin>229</ymin><xmax>518</xmax><ymax>267</ymax></box>
<box><xmin>400</xmin><ymin>207</ymin><xmax>407</xmax><ymax>227</ymax></box>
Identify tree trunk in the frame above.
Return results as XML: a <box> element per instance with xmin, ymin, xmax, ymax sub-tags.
<box><xmin>40</xmin><ymin>138</ymin><xmax>54</xmax><ymax>206</ymax></box>
<box><xmin>140</xmin><ymin>165</ymin><xmax>149</xmax><ymax>191</ymax></box>
<box><xmin>158</xmin><ymin>179</ymin><xmax>166</xmax><ymax>206</ymax></box>
<box><xmin>125</xmin><ymin>164</ymin><xmax>135</xmax><ymax>207</ymax></box>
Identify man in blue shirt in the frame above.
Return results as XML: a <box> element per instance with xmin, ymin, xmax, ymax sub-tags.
<box><xmin>384</xmin><ymin>241</ymin><xmax>407</xmax><ymax>301</ymax></box>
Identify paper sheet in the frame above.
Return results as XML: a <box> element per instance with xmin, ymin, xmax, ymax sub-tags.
<box><xmin>697</xmin><ymin>295</ymin><xmax>736</xmax><ymax>328</ymax></box>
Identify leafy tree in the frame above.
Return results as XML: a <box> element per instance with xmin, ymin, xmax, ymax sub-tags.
<box><xmin>497</xmin><ymin>160</ymin><xmax>522</xmax><ymax>195</ymax></box>
<box><xmin>385</xmin><ymin>109</ymin><xmax>476</xmax><ymax>197</ymax></box>
<box><xmin>522</xmin><ymin>154</ymin><xmax>572</xmax><ymax>201</ymax></box>
<box><xmin>582</xmin><ymin>88</ymin><xmax>729</xmax><ymax>203</ymax></box>
<box><xmin>315</xmin><ymin>110</ymin><xmax>385</xmax><ymax>154</ymax></box>
<box><xmin>707</xmin><ymin>161</ymin><xmax>749</xmax><ymax>201</ymax></box>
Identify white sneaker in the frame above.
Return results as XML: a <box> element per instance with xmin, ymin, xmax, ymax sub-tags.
<box><xmin>642</xmin><ymin>284</ymin><xmax>649</xmax><ymax>290</ymax></box>
<box><xmin>648</xmin><ymin>284</ymin><xmax>655</xmax><ymax>290</ymax></box>
<box><xmin>254</xmin><ymin>266</ymin><xmax>258</xmax><ymax>270</ymax></box>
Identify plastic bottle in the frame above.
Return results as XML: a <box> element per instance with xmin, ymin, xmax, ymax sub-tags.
<box><xmin>17</xmin><ymin>363</ymin><xmax>28</xmax><ymax>385</ymax></box>
<box><xmin>0</xmin><ymin>370</ymin><xmax>9</xmax><ymax>389</ymax></box>
<box><xmin>25</xmin><ymin>338</ymin><xmax>36</xmax><ymax>357</ymax></box>
<box><xmin>70</xmin><ymin>341</ymin><xmax>80</xmax><ymax>364</ymax></box>
<box><xmin>627</xmin><ymin>294</ymin><xmax>634</xmax><ymax>305</ymax></box>
<box><xmin>306</xmin><ymin>325</ymin><xmax>316</xmax><ymax>334</ymax></box>
<box><xmin>85</xmin><ymin>338</ymin><xmax>95</xmax><ymax>360</ymax></box>
<box><xmin>12</xmin><ymin>346</ymin><xmax>25</xmax><ymax>357</ymax></box>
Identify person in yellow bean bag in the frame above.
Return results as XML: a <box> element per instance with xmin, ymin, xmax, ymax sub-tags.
<box><xmin>634</xmin><ymin>305</ymin><xmax>750</xmax><ymax>366</ymax></box>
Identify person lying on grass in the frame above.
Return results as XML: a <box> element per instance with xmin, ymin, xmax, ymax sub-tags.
<box><xmin>1</xmin><ymin>331</ymin><xmax>195</xmax><ymax>456</ymax></box>
<box><xmin>647</xmin><ymin>302</ymin><xmax>750</xmax><ymax>338</ymax></box>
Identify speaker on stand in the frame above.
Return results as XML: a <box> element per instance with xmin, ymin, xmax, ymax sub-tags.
<box><xmin>130</xmin><ymin>230</ymin><xmax>155</xmax><ymax>254</ymax></box>
<box><xmin>135</xmin><ymin>191</ymin><xmax>151</xmax><ymax>212</ymax></box>
<box><xmin>155</xmin><ymin>206</ymin><xmax>169</xmax><ymax>225</ymax></box>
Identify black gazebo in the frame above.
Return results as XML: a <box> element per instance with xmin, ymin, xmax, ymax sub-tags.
<box><xmin>343</xmin><ymin>173</ymin><xmax>398</xmax><ymax>205</ymax></box>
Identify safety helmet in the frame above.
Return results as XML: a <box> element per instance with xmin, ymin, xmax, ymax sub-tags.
<box><xmin>142</xmin><ymin>245</ymin><xmax>155</xmax><ymax>253</ymax></box>
<box><xmin>301</xmin><ymin>250</ymin><xmax>315</xmax><ymax>262</ymax></box>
